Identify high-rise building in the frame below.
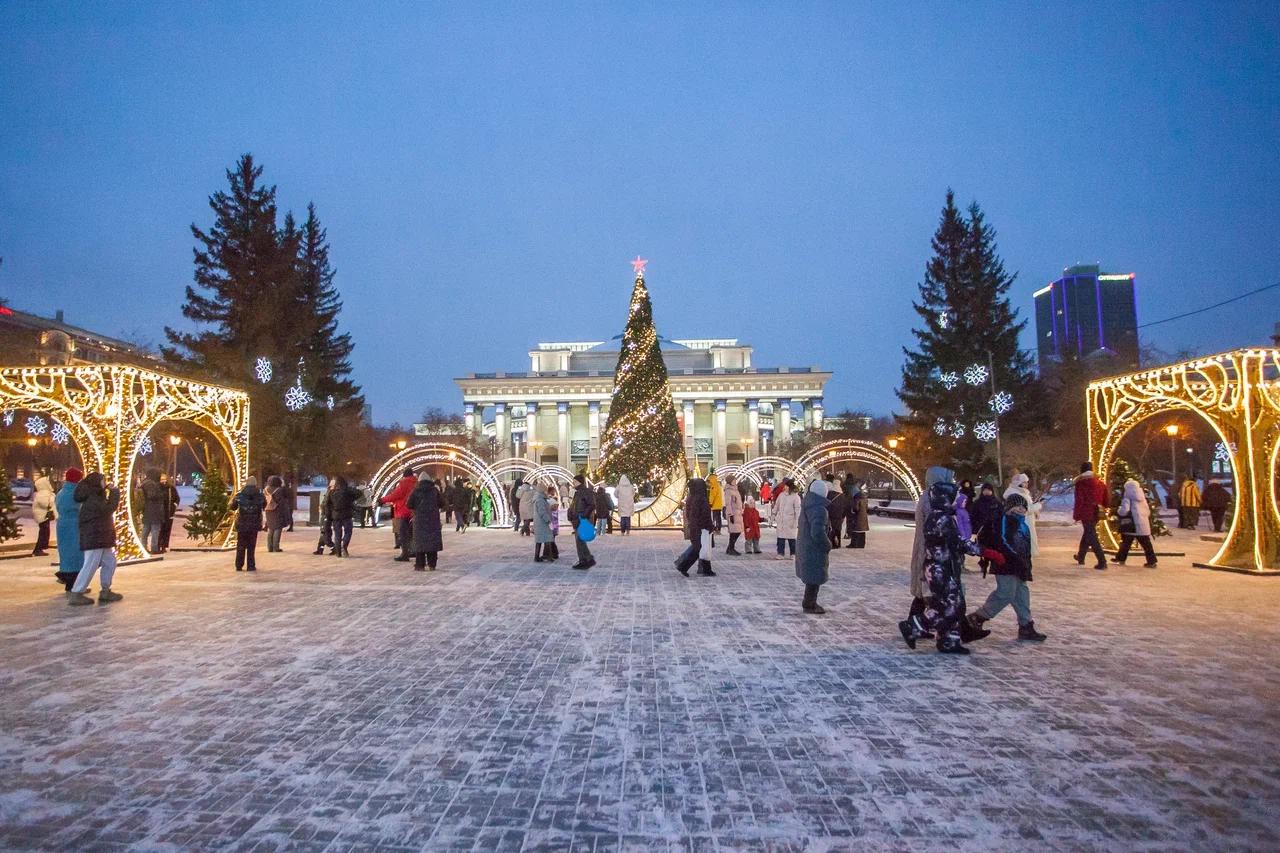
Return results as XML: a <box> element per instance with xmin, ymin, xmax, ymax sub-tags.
<box><xmin>1033</xmin><ymin>264</ymin><xmax>1139</xmax><ymax>371</ymax></box>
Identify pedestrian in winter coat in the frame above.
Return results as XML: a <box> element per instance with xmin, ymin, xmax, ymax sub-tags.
<box><xmin>264</xmin><ymin>475</ymin><xmax>288</xmax><ymax>553</ymax></box>
<box><xmin>54</xmin><ymin>468</ymin><xmax>83</xmax><ymax>590</ymax></box>
<box><xmin>707</xmin><ymin>472</ymin><xmax>725</xmax><ymax>532</ymax></box>
<box><xmin>380</xmin><ymin>468</ymin><xmax>417</xmax><ymax>561</ymax></box>
<box><xmin>796</xmin><ymin>479</ymin><xmax>833</xmax><ymax>613</ymax></box>
<box><xmin>615</xmin><ymin>475</ymin><xmax>637</xmax><ymax>534</ymax></box>
<box><xmin>325</xmin><ymin>476</ymin><xmax>360</xmax><ymax>557</ymax></box>
<box><xmin>31</xmin><ymin>475</ymin><xmax>56</xmax><ymax>557</ymax></box>
<box><xmin>1201</xmin><ymin>481</ymin><xmax>1231</xmax><ymax>532</ymax></box>
<box><xmin>231</xmin><ymin>477</ymin><xmax>266</xmax><ymax>571</ymax></box>
<box><xmin>545</xmin><ymin>486</ymin><xmax>561</xmax><ymax>560</ymax></box>
<box><xmin>532</xmin><ymin>488</ymin><xmax>554</xmax><ymax>562</ymax></box>
<box><xmin>1072</xmin><ymin>462</ymin><xmax>1110</xmax><ymax>570</ymax></box>
<box><xmin>511</xmin><ymin>479</ymin><xmax>524</xmax><ymax>532</ymax></box>
<box><xmin>1178</xmin><ymin>476</ymin><xmax>1202</xmax><ymax>529</ymax></box>
<box><xmin>68</xmin><ymin>473</ymin><xmax>122</xmax><ymax>605</ymax></box>
<box><xmin>968</xmin><ymin>493</ymin><xmax>1047</xmax><ymax>641</ymax></box>
<box><xmin>518</xmin><ymin>483</ymin><xmax>537</xmax><ymax>536</ymax></box>
<box><xmin>594</xmin><ymin>486</ymin><xmax>614</xmax><ymax>535</ymax></box>
<box><xmin>406</xmin><ymin>472</ymin><xmax>443</xmax><ymax>570</ymax></box>
<box><xmin>723</xmin><ymin>479</ymin><xmax>744</xmax><ymax>555</ymax></box>
<box><xmin>480</xmin><ymin>489</ymin><xmax>494</xmax><ymax>527</ymax></box>
<box><xmin>355</xmin><ymin>484</ymin><xmax>373</xmax><ymax>527</ymax></box>
<box><xmin>772</xmin><ymin>479</ymin><xmax>802</xmax><ymax>557</ymax></box>
<box><xmin>907</xmin><ymin>467</ymin><xmax>952</xmax><ymax>638</ymax></box>
<box><xmin>970</xmin><ymin>483</ymin><xmax>1003</xmax><ymax>572</ymax></box>
<box><xmin>138</xmin><ymin>469</ymin><xmax>166</xmax><ymax>553</ymax></box>
<box><xmin>1114</xmin><ymin>478</ymin><xmax>1158</xmax><ymax>567</ymax></box>
<box><xmin>825</xmin><ymin>479</ymin><xmax>848</xmax><ymax>549</ymax></box>
<box><xmin>454</xmin><ymin>479</ymin><xmax>474</xmax><ymax>533</ymax></box>
<box><xmin>848</xmin><ymin>481</ymin><xmax>870</xmax><ymax>542</ymax></box>
<box><xmin>742</xmin><ymin>498</ymin><xmax>762</xmax><ymax>553</ymax></box>
<box><xmin>158</xmin><ymin>474</ymin><xmax>180</xmax><ymax>551</ymax></box>
<box><xmin>567</xmin><ymin>475</ymin><xmax>596</xmax><ymax>569</ymax></box>
<box><xmin>1003</xmin><ymin>473</ymin><xmax>1041</xmax><ymax>557</ymax></box>
<box><xmin>675</xmin><ymin>477</ymin><xmax>715</xmax><ymax>576</ymax></box>
<box><xmin>959</xmin><ymin>479</ymin><xmax>976</xmax><ymax>505</ymax></box>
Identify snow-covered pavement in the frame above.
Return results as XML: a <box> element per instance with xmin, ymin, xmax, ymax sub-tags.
<box><xmin>1</xmin><ymin>520</ymin><xmax>1276</xmax><ymax>850</ymax></box>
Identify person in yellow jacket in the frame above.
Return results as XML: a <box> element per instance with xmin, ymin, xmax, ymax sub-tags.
<box><xmin>1178</xmin><ymin>476</ymin><xmax>1202</xmax><ymax>529</ymax></box>
<box><xmin>707</xmin><ymin>470</ymin><xmax>725</xmax><ymax>533</ymax></box>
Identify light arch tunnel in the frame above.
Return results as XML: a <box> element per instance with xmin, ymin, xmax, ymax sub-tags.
<box><xmin>715</xmin><ymin>442</ymin><xmax>923</xmax><ymax>502</ymax></box>
<box><xmin>0</xmin><ymin>364</ymin><xmax>251</xmax><ymax>562</ymax></box>
<box><xmin>1087</xmin><ymin>348</ymin><xmax>1280</xmax><ymax>574</ymax></box>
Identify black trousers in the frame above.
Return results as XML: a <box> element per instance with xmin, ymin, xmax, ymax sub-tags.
<box><xmin>1117</xmin><ymin>534</ymin><xmax>1157</xmax><ymax>564</ymax></box>
<box><xmin>712</xmin><ymin>509</ymin><xmax>723</xmax><ymax>532</ymax></box>
<box><xmin>1209</xmin><ymin>508</ymin><xmax>1226</xmax><ymax>532</ymax></box>
<box><xmin>727</xmin><ymin>532</ymin><xmax>741</xmax><ymax>552</ymax></box>
<box><xmin>159</xmin><ymin>518</ymin><xmax>175</xmax><ymax>550</ymax></box>
<box><xmin>828</xmin><ymin>517</ymin><xmax>842</xmax><ymax>548</ymax></box>
<box><xmin>414</xmin><ymin>550</ymin><xmax>438</xmax><ymax>570</ymax></box>
<box><xmin>34</xmin><ymin>520</ymin><xmax>51</xmax><ymax>554</ymax></box>
<box><xmin>1076</xmin><ymin>520</ymin><xmax>1106</xmax><ymax>565</ymax></box>
<box><xmin>398</xmin><ymin>518</ymin><xmax>413</xmax><ymax>559</ymax></box>
<box><xmin>574</xmin><ymin>531</ymin><xmax>593</xmax><ymax>564</ymax></box>
<box><xmin>803</xmin><ymin>583</ymin><xmax>821</xmax><ymax>608</ymax></box>
<box><xmin>236</xmin><ymin>528</ymin><xmax>258</xmax><ymax>570</ymax></box>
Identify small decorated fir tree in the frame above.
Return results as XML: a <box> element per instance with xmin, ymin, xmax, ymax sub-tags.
<box><xmin>1108</xmin><ymin>458</ymin><xmax>1171</xmax><ymax>537</ymax></box>
<box><xmin>185</xmin><ymin>467</ymin><xmax>231</xmax><ymax>544</ymax></box>
<box><xmin>0</xmin><ymin>467</ymin><xmax>22</xmax><ymax>544</ymax></box>
<box><xmin>597</xmin><ymin>258</ymin><xmax>685</xmax><ymax>484</ymax></box>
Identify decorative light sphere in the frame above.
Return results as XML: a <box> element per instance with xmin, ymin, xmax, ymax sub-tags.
<box><xmin>974</xmin><ymin>420</ymin><xmax>999</xmax><ymax>442</ymax></box>
<box><xmin>989</xmin><ymin>391</ymin><xmax>1014</xmax><ymax>415</ymax></box>
<box><xmin>964</xmin><ymin>364</ymin><xmax>989</xmax><ymax>386</ymax></box>
<box><xmin>254</xmin><ymin>357</ymin><xmax>273</xmax><ymax>383</ymax></box>
<box><xmin>138</xmin><ymin>435</ymin><xmax>154</xmax><ymax>456</ymax></box>
<box><xmin>940</xmin><ymin>371</ymin><xmax>960</xmax><ymax>391</ymax></box>
<box><xmin>25</xmin><ymin>415</ymin><xmax>47</xmax><ymax>436</ymax></box>
<box><xmin>284</xmin><ymin>382</ymin><xmax>312</xmax><ymax>412</ymax></box>
<box><xmin>50</xmin><ymin>421</ymin><xmax>70</xmax><ymax>445</ymax></box>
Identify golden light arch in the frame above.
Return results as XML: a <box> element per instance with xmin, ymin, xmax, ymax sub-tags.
<box><xmin>0</xmin><ymin>364</ymin><xmax>250</xmax><ymax>561</ymax></box>
<box><xmin>1087</xmin><ymin>348</ymin><xmax>1280</xmax><ymax>574</ymax></box>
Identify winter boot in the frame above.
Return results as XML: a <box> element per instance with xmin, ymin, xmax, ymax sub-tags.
<box><xmin>803</xmin><ymin>603</ymin><xmax>826</xmax><ymax>615</ymax></box>
<box><xmin>98</xmin><ymin>588</ymin><xmax>123</xmax><ymax>604</ymax></box>
<box><xmin>534</xmin><ymin>544</ymin><xmax>544</xmax><ymax>563</ymax></box>
<box><xmin>696</xmin><ymin>559</ymin><xmax>716</xmax><ymax>576</ymax></box>
<box><xmin>1017</xmin><ymin>621</ymin><xmax>1047</xmax><ymax>642</ymax></box>
<box><xmin>897</xmin><ymin>620</ymin><xmax>917</xmax><ymax>650</ymax></box>
<box><xmin>937</xmin><ymin>643</ymin><xmax>971</xmax><ymax>655</ymax></box>
<box><xmin>312</xmin><ymin>547</ymin><xmax>324</xmax><ymax>556</ymax></box>
<box><xmin>68</xmin><ymin>592</ymin><xmax>95</xmax><ymax>606</ymax></box>
<box><xmin>674</xmin><ymin>558</ymin><xmax>690</xmax><ymax>577</ymax></box>
<box><xmin>961</xmin><ymin>613</ymin><xmax>991</xmax><ymax>642</ymax></box>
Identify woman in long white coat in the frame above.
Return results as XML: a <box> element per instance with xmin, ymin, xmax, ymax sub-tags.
<box><xmin>1114</xmin><ymin>478</ymin><xmax>1158</xmax><ymax>567</ymax></box>
<box><xmin>615</xmin><ymin>475</ymin><xmax>636</xmax><ymax>535</ymax></box>
<box><xmin>1003</xmin><ymin>473</ymin><xmax>1041</xmax><ymax>557</ymax></box>
<box><xmin>772</xmin><ymin>479</ymin><xmax>802</xmax><ymax>559</ymax></box>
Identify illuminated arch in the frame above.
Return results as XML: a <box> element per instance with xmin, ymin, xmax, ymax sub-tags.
<box><xmin>0</xmin><ymin>364</ymin><xmax>250</xmax><ymax>561</ymax></box>
<box><xmin>793</xmin><ymin>440</ymin><xmax>923</xmax><ymax>501</ymax></box>
<box><xmin>370</xmin><ymin>443</ymin><xmax>513</xmax><ymax>526</ymax></box>
<box><xmin>1088</xmin><ymin>348</ymin><xmax>1280</xmax><ymax>574</ymax></box>
<box><xmin>732</xmin><ymin>455</ymin><xmax>805</xmax><ymax>485</ymax></box>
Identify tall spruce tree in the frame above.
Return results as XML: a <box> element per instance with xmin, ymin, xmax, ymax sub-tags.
<box><xmin>899</xmin><ymin>191</ymin><xmax>1037</xmax><ymax>473</ymax></box>
<box><xmin>597</xmin><ymin>262</ymin><xmax>685</xmax><ymax>484</ymax></box>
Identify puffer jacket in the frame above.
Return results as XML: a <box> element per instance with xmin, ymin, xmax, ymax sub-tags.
<box><xmin>32</xmin><ymin>476</ymin><xmax>57</xmax><ymax>522</ymax></box>
<box><xmin>683</xmin><ymin>479</ymin><xmax>713</xmax><ymax>543</ymax></box>
<box><xmin>74</xmin><ymin>474</ymin><xmax>120</xmax><ymax>551</ymax></box>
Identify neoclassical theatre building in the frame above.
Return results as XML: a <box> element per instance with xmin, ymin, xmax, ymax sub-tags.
<box><xmin>455</xmin><ymin>339</ymin><xmax>831</xmax><ymax>470</ymax></box>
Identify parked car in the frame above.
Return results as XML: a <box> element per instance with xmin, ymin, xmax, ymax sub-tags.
<box><xmin>10</xmin><ymin>477</ymin><xmax>33</xmax><ymax>501</ymax></box>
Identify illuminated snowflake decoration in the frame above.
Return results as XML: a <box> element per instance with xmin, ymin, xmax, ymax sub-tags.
<box><xmin>25</xmin><ymin>415</ymin><xmax>47</xmax><ymax>436</ymax></box>
<box><xmin>938</xmin><ymin>311</ymin><xmax>950</xmax><ymax>330</ymax></box>
<box><xmin>326</xmin><ymin>395</ymin><xmax>335</xmax><ymax>411</ymax></box>
<box><xmin>933</xmin><ymin>417</ymin><xmax>948</xmax><ymax>436</ymax></box>
<box><xmin>614</xmin><ymin>436</ymin><xmax>624</xmax><ymax>446</ymax></box>
<box><xmin>50</xmin><ymin>421</ymin><xmax>70</xmax><ymax>445</ymax></box>
<box><xmin>949</xmin><ymin>421</ymin><xmax>966</xmax><ymax>439</ymax></box>
<box><xmin>974</xmin><ymin>420</ymin><xmax>999</xmax><ymax>442</ymax></box>
<box><xmin>939</xmin><ymin>371</ymin><xmax>960</xmax><ymax>391</ymax></box>
<box><xmin>2</xmin><ymin>410</ymin><xmax>13</xmax><ymax>427</ymax></box>
<box><xmin>988</xmin><ymin>391</ymin><xmax>1014</xmax><ymax>415</ymax></box>
<box><xmin>1214</xmin><ymin>441</ymin><xmax>1236</xmax><ymax>463</ymax></box>
<box><xmin>138</xmin><ymin>436</ymin><xmax>154</xmax><ymax>456</ymax></box>
<box><xmin>284</xmin><ymin>381</ymin><xmax>312</xmax><ymax>412</ymax></box>
<box><xmin>964</xmin><ymin>363</ymin><xmax>989</xmax><ymax>386</ymax></box>
<box><xmin>254</xmin><ymin>356</ymin><xmax>273</xmax><ymax>383</ymax></box>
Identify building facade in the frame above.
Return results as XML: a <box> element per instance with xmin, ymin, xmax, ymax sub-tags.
<box><xmin>455</xmin><ymin>339</ymin><xmax>831</xmax><ymax>470</ymax></box>
<box><xmin>1034</xmin><ymin>264</ymin><xmax>1139</xmax><ymax>371</ymax></box>
<box><xmin>0</xmin><ymin>304</ymin><xmax>160</xmax><ymax>368</ymax></box>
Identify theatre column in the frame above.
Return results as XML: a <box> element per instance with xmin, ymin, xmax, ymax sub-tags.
<box><xmin>494</xmin><ymin>403</ymin><xmax>509</xmax><ymax>458</ymax></box>
<box><xmin>682</xmin><ymin>400</ymin><xmax>695</xmax><ymax>468</ymax></box>
<box><xmin>747</xmin><ymin>399</ymin><xmax>759</xmax><ymax>459</ymax></box>
<box><xmin>713</xmin><ymin>399</ymin><xmax>727</xmax><ymax>469</ymax></box>
<box><xmin>588</xmin><ymin>401</ymin><xmax>601</xmax><ymax>468</ymax></box>
<box><xmin>524</xmin><ymin>401</ymin><xmax>539</xmax><ymax>461</ymax></box>
<box><xmin>556</xmin><ymin>403</ymin><xmax>570</xmax><ymax>467</ymax></box>
<box><xmin>777</xmin><ymin>399</ymin><xmax>791</xmax><ymax>444</ymax></box>
<box><xmin>464</xmin><ymin>402</ymin><xmax>476</xmax><ymax>436</ymax></box>
<box><xmin>811</xmin><ymin>397</ymin><xmax>824</xmax><ymax>431</ymax></box>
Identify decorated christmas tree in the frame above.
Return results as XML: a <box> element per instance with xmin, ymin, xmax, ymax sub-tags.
<box><xmin>0</xmin><ymin>466</ymin><xmax>22</xmax><ymax>544</ymax></box>
<box><xmin>597</xmin><ymin>257</ymin><xmax>685</xmax><ymax>484</ymax></box>
<box><xmin>185</xmin><ymin>467</ymin><xmax>231</xmax><ymax>544</ymax></box>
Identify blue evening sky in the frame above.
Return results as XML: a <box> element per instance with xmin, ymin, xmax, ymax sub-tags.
<box><xmin>2</xmin><ymin>2</ymin><xmax>1277</xmax><ymax>426</ymax></box>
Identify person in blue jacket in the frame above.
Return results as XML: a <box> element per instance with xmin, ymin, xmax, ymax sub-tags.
<box><xmin>54</xmin><ymin>467</ymin><xmax>84</xmax><ymax>591</ymax></box>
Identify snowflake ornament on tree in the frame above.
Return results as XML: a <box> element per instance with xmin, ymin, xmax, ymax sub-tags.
<box><xmin>2</xmin><ymin>410</ymin><xmax>13</xmax><ymax>427</ymax></box>
<box><xmin>939</xmin><ymin>372</ymin><xmax>959</xmax><ymax>391</ymax></box>
<box><xmin>964</xmin><ymin>363</ymin><xmax>989</xmax><ymax>386</ymax></box>
<box><xmin>285</xmin><ymin>381</ymin><xmax>312</xmax><ymax>412</ymax></box>
<box><xmin>25</xmin><ymin>415</ymin><xmax>47</xmax><ymax>436</ymax></box>
<box><xmin>138</xmin><ymin>436</ymin><xmax>154</xmax><ymax>456</ymax></box>
<box><xmin>933</xmin><ymin>417</ymin><xmax>948</xmax><ymax>436</ymax></box>
<box><xmin>974</xmin><ymin>420</ymin><xmax>999</xmax><ymax>442</ymax></box>
<box><xmin>949</xmin><ymin>421</ymin><xmax>966</xmax><ymax>439</ymax></box>
<box><xmin>326</xmin><ymin>395</ymin><xmax>335</xmax><ymax>411</ymax></box>
<box><xmin>50</xmin><ymin>421</ymin><xmax>70</xmax><ymax>445</ymax></box>
<box><xmin>988</xmin><ymin>391</ymin><xmax>1014</xmax><ymax>415</ymax></box>
<box><xmin>254</xmin><ymin>356</ymin><xmax>273</xmax><ymax>383</ymax></box>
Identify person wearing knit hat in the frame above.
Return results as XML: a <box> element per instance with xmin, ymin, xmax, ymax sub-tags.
<box><xmin>796</xmin><ymin>479</ymin><xmax>833</xmax><ymax>614</ymax></box>
<box><xmin>53</xmin><ymin>469</ymin><xmax>84</xmax><ymax>590</ymax></box>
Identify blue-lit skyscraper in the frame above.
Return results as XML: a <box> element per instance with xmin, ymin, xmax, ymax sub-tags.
<box><xmin>1034</xmin><ymin>264</ymin><xmax>1139</xmax><ymax>371</ymax></box>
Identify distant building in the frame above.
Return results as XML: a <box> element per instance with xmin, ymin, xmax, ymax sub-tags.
<box><xmin>1033</xmin><ymin>264</ymin><xmax>1139</xmax><ymax>371</ymax></box>
<box><xmin>456</xmin><ymin>338</ymin><xmax>831</xmax><ymax>470</ymax></box>
<box><xmin>0</xmin><ymin>303</ymin><xmax>159</xmax><ymax>368</ymax></box>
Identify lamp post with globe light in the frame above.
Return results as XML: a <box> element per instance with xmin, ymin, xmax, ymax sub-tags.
<box><xmin>1165</xmin><ymin>423</ymin><xmax>1179</xmax><ymax>484</ymax></box>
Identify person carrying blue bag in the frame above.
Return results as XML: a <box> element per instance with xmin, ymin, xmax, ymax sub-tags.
<box><xmin>567</xmin><ymin>474</ymin><xmax>597</xmax><ymax>570</ymax></box>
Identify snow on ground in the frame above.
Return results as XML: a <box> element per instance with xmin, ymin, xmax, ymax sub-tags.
<box><xmin>1</xmin><ymin>520</ymin><xmax>1277</xmax><ymax>849</ymax></box>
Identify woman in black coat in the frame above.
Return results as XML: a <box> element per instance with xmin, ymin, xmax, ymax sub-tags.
<box><xmin>406</xmin><ymin>474</ymin><xmax>444</xmax><ymax>571</ymax></box>
<box><xmin>326</xmin><ymin>476</ymin><xmax>360</xmax><ymax>557</ymax></box>
<box><xmin>675</xmin><ymin>478</ymin><xmax>715</xmax><ymax>577</ymax></box>
<box><xmin>231</xmin><ymin>477</ymin><xmax>266</xmax><ymax>572</ymax></box>
<box><xmin>969</xmin><ymin>482</ymin><xmax>1004</xmax><ymax>574</ymax></box>
<box><xmin>67</xmin><ymin>472</ymin><xmax>123</xmax><ymax>605</ymax></box>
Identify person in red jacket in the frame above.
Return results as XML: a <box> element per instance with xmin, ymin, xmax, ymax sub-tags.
<box><xmin>379</xmin><ymin>467</ymin><xmax>417</xmax><ymax>562</ymax></box>
<box><xmin>742</xmin><ymin>497</ymin><xmax>763</xmax><ymax>554</ymax></box>
<box><xmin>1072</xmin><ymin>461</ymin><xmax>1110</xmax><ymax>570</ymax></box>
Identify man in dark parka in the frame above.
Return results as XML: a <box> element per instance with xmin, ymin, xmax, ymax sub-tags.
<box><xmin>796</xmin><ymin>479</ymin><xmax>832</xmax><ymax>613</ymax></box>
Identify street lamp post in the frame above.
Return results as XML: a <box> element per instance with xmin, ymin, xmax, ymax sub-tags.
<box><xmin>168</xmin><ymin>434</ymin><xmax>181</xmax><ymax>481</ymax></box>
<box><xmin>886</xmin><ymin>437</ymin><xmax>901</xmax><ymax>503</ymax></box>
<box><xmin>26</xmin><ymin>437</ymin><xmax>37</xmax><ymax>479</ymax></box>
<box><xmin>1165</xmin><ymin>424</ymin><xmax>1179</xmax><ymax>483</ymax></box>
